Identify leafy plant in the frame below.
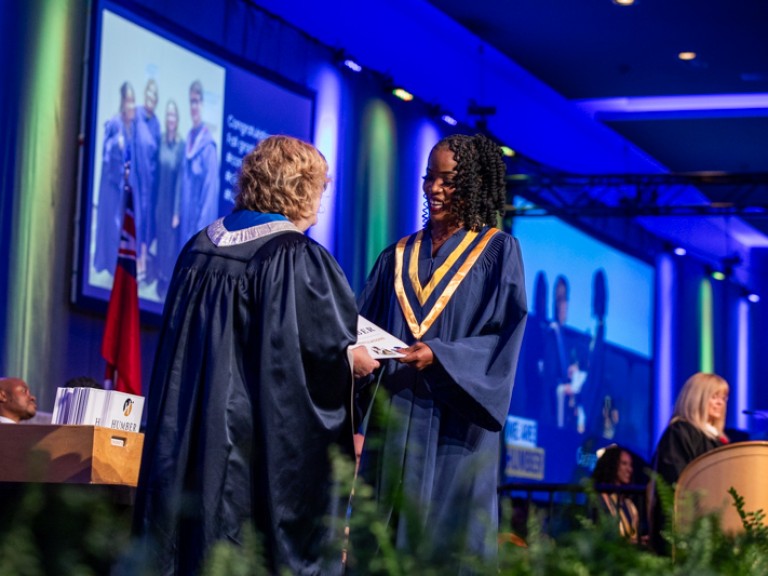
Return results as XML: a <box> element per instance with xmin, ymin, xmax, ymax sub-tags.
<box><xmin>729</xmin><ymin>486</ymin><xmax>768</xmax><ymax>543</ymax></box>
<box><xmin>201</xmin><ymin>524</ymin><xmax>271</xmax><ymax>576</ymax></box>
<box><xmin>0</xmin><ymin>484</ymin><xmax>132</xmax><ymax>576</ymax></box>
<box><xmin>4</xmin><ymin>447</ymin><xmax>768</xmax><ymax>575</ymax></box>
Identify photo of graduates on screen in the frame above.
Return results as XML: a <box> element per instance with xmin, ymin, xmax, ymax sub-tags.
<box><xmin>86</xmin><ymin>9</ymin><xmax>226</xmax><ymax>307</ymax></box>
<box><xmin>92</xmin><ymin>77</ymin><xmax>220</xmax><ymax>301</ymax></box>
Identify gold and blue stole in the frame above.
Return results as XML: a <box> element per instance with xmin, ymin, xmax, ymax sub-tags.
<box><xmin>394</xmin><ymin>227</ymin><xmax>500</xmax><ymax>340</ymax></box>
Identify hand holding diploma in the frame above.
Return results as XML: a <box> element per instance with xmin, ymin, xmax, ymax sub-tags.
<box><xmin>397</xmin><ymin>342</ymin><xmax>434</xmax><ymax>371</ymax></box>
<box><xmin>355</xmin><ymin>316</ymin><xmax>408</xmax><ymax>359</ymax></box>
<box><xmin>351</xmin><ymin>346</ymin><xmax>380</xmax><ymax>378</ymax></box>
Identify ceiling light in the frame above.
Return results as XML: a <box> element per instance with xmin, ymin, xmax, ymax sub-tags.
<box><xmin>711</xmin><ymin>270</ymin><xmax>726</xmax><ymax>281</ymax></box>
<box><xmin>673</xmin><ymin>247</ymin><xmax>686</xmax><ymax>256</ymax></box>
<box><xmin>612</xmin><ymin>0</ymin><xmax>635</xmax><ymax>5</ymax></box>
<box><xmin>392</xmin><ymin>87</ymin><xmax>414</xmax><ymax>102</ymax></box>
<box><xmin>334</xmin><ymin>50</ymin><xmax>363</xmax><ymax>73</ymax></box>
<box><xmin>678</xmin><ymin>52</ymin><xmax>697</xmax><ymax>61</ymax></box>
<box><xmin>747</xmin><ymin>293</ymin><xmax>760</xmax><ymax>303</ymax></box>
<box><xmin>343</xmin><ymin>59</ymin><xmax>362</xmax><ymax>73</ymax></box>
<box><xmin>440</xmin><ymin>113</ymin><xmax>458</xmax><ymax>126</ymax></box>
<box><xmin>574</xmin><ymin>93</ymin><xmax>768</xmax><ymax>121</ymax></box>
<box><xmin>500</xmin><ymin>146</ymin><xmax>516</xmax><ymax>157</ymax></box>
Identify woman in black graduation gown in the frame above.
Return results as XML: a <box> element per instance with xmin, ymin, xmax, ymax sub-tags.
<box><xmin>650</xmin><ymin>372</ymin><xmax>730</xmax><ymax>552</ymax></box>
<box><xmin>132</xmin><ymin>135</ymin><xmax>378</xmax><ymax>575</ymax></box>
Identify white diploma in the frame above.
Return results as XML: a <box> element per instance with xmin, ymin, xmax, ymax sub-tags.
<box><xmin>354</xmin><ymin>315</ymin><xmax>408</xmax><ymax>359</ymax></box>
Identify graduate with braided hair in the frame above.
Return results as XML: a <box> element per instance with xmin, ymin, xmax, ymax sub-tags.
<box><xmin>353</xmin><ymin>134</ymin><xmax>528</xmax><ymax>570</ymax></box>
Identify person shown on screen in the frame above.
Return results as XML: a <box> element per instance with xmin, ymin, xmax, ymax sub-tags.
<box><xmin>132</xmin><ymin>136</ymin><xmax>379</xmax><ymax>575</ymax></box>
<box><xmin>650</xmin><ymin>372</ymin><xmax>729</xmax><ymax>553</ymax></box>
<box><xmin>177</xmin><ymin>80</ymin><xmax>219</xmax><ymax>246</ymax></box>
<box><xmin>154</xmin><ymin>99</ymin><xmax>185</xmax><ymax>299</ymax></box>
<box><xmin>135</xmin><ymin>78</ymin><xmax>162</xmax><ymax>282</ymax></box>
<box><xmin>352</xmin><ymin>134</ymin><xmax>528</xmax><ymax>570</ymax></box>
<box><xmin>0</xmin><ymin>377</ymin><xmax>37</xmax><ymax>424</ymax></box>
<box><xmin>542</xmin><ymin>275</ymin><xmax>585</xmax><ymax>428</ymax></box>
<box><xmin>93</xmin><ymin>81</ymin><xmax>138</xmax><ymax>275</ymax></box>
<box><xmin>592</xmin><ymin>445</ymin><xmax>641</xmax><ymax>543</ymax></box>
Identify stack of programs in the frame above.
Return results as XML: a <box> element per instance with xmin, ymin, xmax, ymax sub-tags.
<box><xmin>51</xmin><ymin>387</ymin><xmax>144</xmax><ymax>433</ymax></box>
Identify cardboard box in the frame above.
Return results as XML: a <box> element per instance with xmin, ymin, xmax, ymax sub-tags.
<box><xmin>0</xmin><ymin>424</ymin><xmax>144</xmax><ymax>486</ymax></box>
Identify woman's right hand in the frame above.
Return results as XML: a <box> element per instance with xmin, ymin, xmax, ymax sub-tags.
<box><xmin>397</xmin><ymin>342</ymin><xmax>434</xmax><ymax>371</ymax></box>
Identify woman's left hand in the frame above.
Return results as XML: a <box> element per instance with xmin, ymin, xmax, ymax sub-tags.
<box><xmin>398</xmin><ymin>342</ymin><xmax>434</xmax><ymax>371</ymax></box>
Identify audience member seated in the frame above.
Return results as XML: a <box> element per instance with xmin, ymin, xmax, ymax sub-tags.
<box><xmin>592</xmin><ymin>444</ymin><xmax>641</xmax><ymax>543</ymax></box>
<box><xmin>649</xmin><ymin>372</ymin><xmax>729</xmax><ymax>553</ymax></box>
<box><xmin>0</xmin><ymin>377</ymin><xmax>37</xmax><ymax>424</ymax></box>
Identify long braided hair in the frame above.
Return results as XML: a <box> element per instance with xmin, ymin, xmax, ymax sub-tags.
<box><xmin>423</xmin><ymin>133</ymin><xmax>507</xmax><ymax>231</ymax></box>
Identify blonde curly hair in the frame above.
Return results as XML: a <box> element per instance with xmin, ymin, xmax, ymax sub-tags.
<box><xmin>234</xmin><ymin>135</ymin><xmax>329</xmax><ymax>222</ymax></box>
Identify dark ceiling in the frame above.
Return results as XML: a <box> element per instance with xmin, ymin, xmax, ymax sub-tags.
<box><xmin>428</xmin><ymin>0</ymin><xmax>768</xmax><ymax>239</ymax></box>
<box><xmin>427</xmin><ymin>0</ymin><xmax>768</xmax><ymax>174</ymax></box>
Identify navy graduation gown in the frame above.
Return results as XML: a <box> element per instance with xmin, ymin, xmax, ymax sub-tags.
<box><xmin>154</xmin><ymin>135</ymin><xmax>185</xmax><ymax>296</ymax></box>
<box><xmin>93</xmin><ymin>114</ymin><xmax>139</xmax><ymax>274</ymax></box>
<box><xmin>179</xmin><ymin>125</ymin><xmax>219</xmax><ymax>245</ymax></box>
<box><xmin>356</xmin><ymin>226</ymin><xmax>527</xmax><ymax>565</ymax></box>
<box><xmin>133</xmin><ymin>214</ymin><xmax>357</xmax><ymax>575</ymax></box>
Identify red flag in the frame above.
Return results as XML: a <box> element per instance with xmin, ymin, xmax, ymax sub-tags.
<box><xmin>101</xmin><ymin>160</ymin><xmax>142</xmax><ymax>395</ymax></box>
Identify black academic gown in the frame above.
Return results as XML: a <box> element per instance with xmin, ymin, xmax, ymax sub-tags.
<box><xmin>650</xmin><ymin>419</ymin><xmax>723</xmax><ymax>553</ymax></box>
<box><xmin>653</xmin><ymin>419</ymin><xmax>722</xmax><ymax>487</ymax></box>
<box><xmin>354</xmin><ymin>226</ymin><xmax>527</xmax><ymax>569</ymax></box>
<box><xmin>132</xmin><ymin>216</ymin><xmax>357</xmax><ymax>575</ymax></box>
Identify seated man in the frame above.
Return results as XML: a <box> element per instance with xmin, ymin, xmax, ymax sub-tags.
<box><xmin>0</xmin><ymin>377</ymin><xmax>37</xmax><ymax>423</ymax></box>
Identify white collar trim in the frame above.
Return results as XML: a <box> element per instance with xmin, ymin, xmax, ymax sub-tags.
<box><xmin>206</xmin><ymin>218</ymin><xmax>300</xmax><ymax>247</ymax></box>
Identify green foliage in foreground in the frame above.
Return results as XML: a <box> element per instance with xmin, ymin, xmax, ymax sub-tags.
<box><xmin>200</xmin><ymin>457</ymin><xmax>768</xmax><ymax>576</ymax></box>
<box><xmin>2</xmin><ymin>460</ymin><xmax>768</xmax><ymax>575</ymax></box>
<box><xmin>0</xmin><ymin>483</ymin><xmax>132</xmax><ymax>576</ymax></box>
<box><xmin>495</xmin><ymin>478</ymin><xmax>768</xmax><ymax>576</ymax></box>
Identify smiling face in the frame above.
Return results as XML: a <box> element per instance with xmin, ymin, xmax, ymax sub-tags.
<box><xmin>121</xmin><ymin>86</ymin><xmax>136</xmax><ymax>124</ymax></box>
<box><xmin>423</xmin><ymin>145</ymin><xmax>460</xmax><ymax>228</ymax></box>
<box><xmin>144</xmin><ymin>81</ymin><xmax>158</xmax><ymax>117</ymax></box>
<box><xmin>555</xmin><ymin>279</ymin><xmax>569</xmax><ymax>325</ymax></box>
<box><xmin>165</xmin><ymin>101</ymin><xmax>179</xmax><ymax>141</ymax></box>
<box><xmin>708</xmin><ymin>388</ymin><xmax>728</xmax><ymax>424</ymax></box>
<box><xmin>189</xmin><ymin>90</ymin><xmax>202</xmax><ymax>128</ymax></box>
<box><xmin>616</xmin><ymin>451</ymin><xmax>633</xmax><ymax>485</ymax></box>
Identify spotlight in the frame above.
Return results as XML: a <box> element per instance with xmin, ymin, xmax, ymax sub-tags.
<box><xmin>711</xmin><ymin>270</ymin><xmax>726</xmax><ymax>281</ymax></box>
<box><xmin>440</xmin><ymin>113</ymin><xmax>458</xmax><ymax>126</ymax></box>
<box><xmin>392</xmin><ymin>87</ymin><xmax>414</xmax><ymax>102</ymax></box>
<box><xmin>334</xmin><ymin>50</ymin><xmax>363</xmax><ymax>73</ymax></box>
<box><xmin>673</xmin><ymin>246</ymin><xmax>687</xmax><ymax>256</ymax></box>
<box><xmin>343</xmin><ymin>58</ymin><xmax>362</xmax><ymax>73</ymax></box>
<box><xmin>748</xmin><ymin>293</ymin><xmax>760</xmax><ymax>303</ymax></box>
<box><xmin>500</xmin><ymin>146</ymin><xmax>516</xmax><ymax>158</ymax></box>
